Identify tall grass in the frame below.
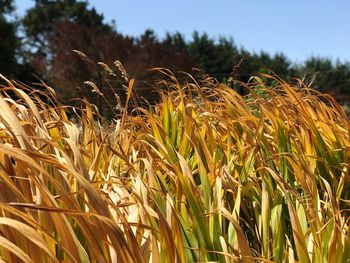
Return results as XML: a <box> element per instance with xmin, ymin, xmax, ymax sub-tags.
<box><xmin>0</xmin><ymin>71</ymin><xmax>349</xmax><ymax>262</ymax></box>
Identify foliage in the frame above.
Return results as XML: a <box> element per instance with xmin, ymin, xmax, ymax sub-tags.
<box><xmin>22</xmin><ymin>0</ymin><xmax>113</xmax><ymax>51</ymax></box>
<box><xmin>0</xmin><ymin>71</ymin><xmax>349</xmax><ymax>262</ymax></box>
<box><xmin>0</xmin><ymin>0</ymin><xmax>14</xmax><ymax>14</ymax></box>
<box><xmin>0</xmin><ymin>1</ymin><xmax>349</xmax><ymax>107</ymax></box>
<box><xmin>302</xmin><ymin>57</ymin><xmax>350</xmax><ymax>96</ymax></box>
<box><xmin>0</xmin><ymin>0</ymin><xmax>18</xmax><ymax>77</ymax></box>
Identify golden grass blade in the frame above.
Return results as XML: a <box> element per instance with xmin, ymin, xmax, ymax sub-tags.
<box><xmin>0</xmin><ymin>237</ymin><xmax>34</xmax><ymax>263</ymax></box>
<box><xmin>0</xmin><ymin>70</ymin><xmax>349</xmax><ymax>262</ymax></box>
<box><xmin>0</xmin><ymin>218</ymin><xmax>59</xmax><ymax>263</ymax></box>
<box><xmin>221</xmin><ymin>207</ymin><xmax>254</xmax><ymax>263</ymax></box>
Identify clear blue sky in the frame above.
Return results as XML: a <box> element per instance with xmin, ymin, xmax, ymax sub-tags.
<box><xmin>16</xmin><ymin>0</ymin><xmax>350</xmax><ymax>64</ymax></box>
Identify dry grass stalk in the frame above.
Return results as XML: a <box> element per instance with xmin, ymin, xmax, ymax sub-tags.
<box><xmin>0</xmin><ymin>72</ymin><xmax>348</xmax><ymax>262</ymax></box>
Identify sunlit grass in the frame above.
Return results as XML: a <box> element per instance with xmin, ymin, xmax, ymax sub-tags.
<box><xmin>0</xmin><ymin>70</ymin><xmax>349</xmax><ymax>262</ymax></box>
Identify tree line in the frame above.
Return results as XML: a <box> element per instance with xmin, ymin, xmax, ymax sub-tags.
<box><xmin>2</xmin><ymin>0</ymin><xmax>350</xmax><ymax>114</ymax></box>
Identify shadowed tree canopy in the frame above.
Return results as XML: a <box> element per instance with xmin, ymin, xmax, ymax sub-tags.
<box><xmin>301</xmin><ymin>57</ymin><xmax>350</xmax><ymax>101</ymax></box>
<box><xmin>189</xmin><ymin>32</ymin><xmax>233</xmax><ymax>76</ymax></box>
<box><xmin>22</xmin><ymin>0</ymin><xmax>114</xmax><ymax>55</ymax></box>
<box><xmin>0</xmin><ymin>0</ymin><xmax>15</xmax><ymax>13</ymax></box>
<box><xmin>0</xmin><ymin>0</ymin><xmax>19</xmax><ymax>76</ymax></box>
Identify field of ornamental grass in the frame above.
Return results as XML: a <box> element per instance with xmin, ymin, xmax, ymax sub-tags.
<box><xmin>0</xmin><ymin>70</ymin><xmax>349</xmax><ymax>262</ymax></box>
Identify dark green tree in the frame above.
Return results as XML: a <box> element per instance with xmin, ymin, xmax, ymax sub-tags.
<box><xmin>270</xmin><ymin>53</ymin><xmax>293</xmax><ymax>78</ymax></box>
<box><xmin>214</xmin><ymin>37</ymin><xmax>239</xmax><ymax>77</ymax></box>
<box><xmin>0</xmin><ymin>0</ymin><xmax>19</xmax><ymax>76</ymax></box>
<box><xmin>249</xmin><ymin>52</ymin><xmax>294</xmax><ymax>80</ymax></box>
<box><xmin>301</xmin><ymin>57</ymin><xmax>350</xmax><ymax>99</ymax></box>
<box><xmin>164</xmin><ymin>32</ymin><xmax>187</xmax><ymax>54</ymax></box>
<box><xmin>188</xmin><ymin>32</ymin><xmax>223</xmax><ymax>75</ymax></box>
<box><xmin>0</xmin><ymin>0</ymin><xmax>14</xmax><ymax>13</ymax></box>
<box><xmin>22</xmin><ymin>0</ymin><xmax>114</xmax><ymax>63</ymax></box>
<box><xmin>162</xmin><ymin>32</ymin><xmax>194</xmax><ymax>71</ymax></box>
<box><xmin>302</xmin><ymin>57</ymin><xmax>333</xmax><ymax>90</ymax></box>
